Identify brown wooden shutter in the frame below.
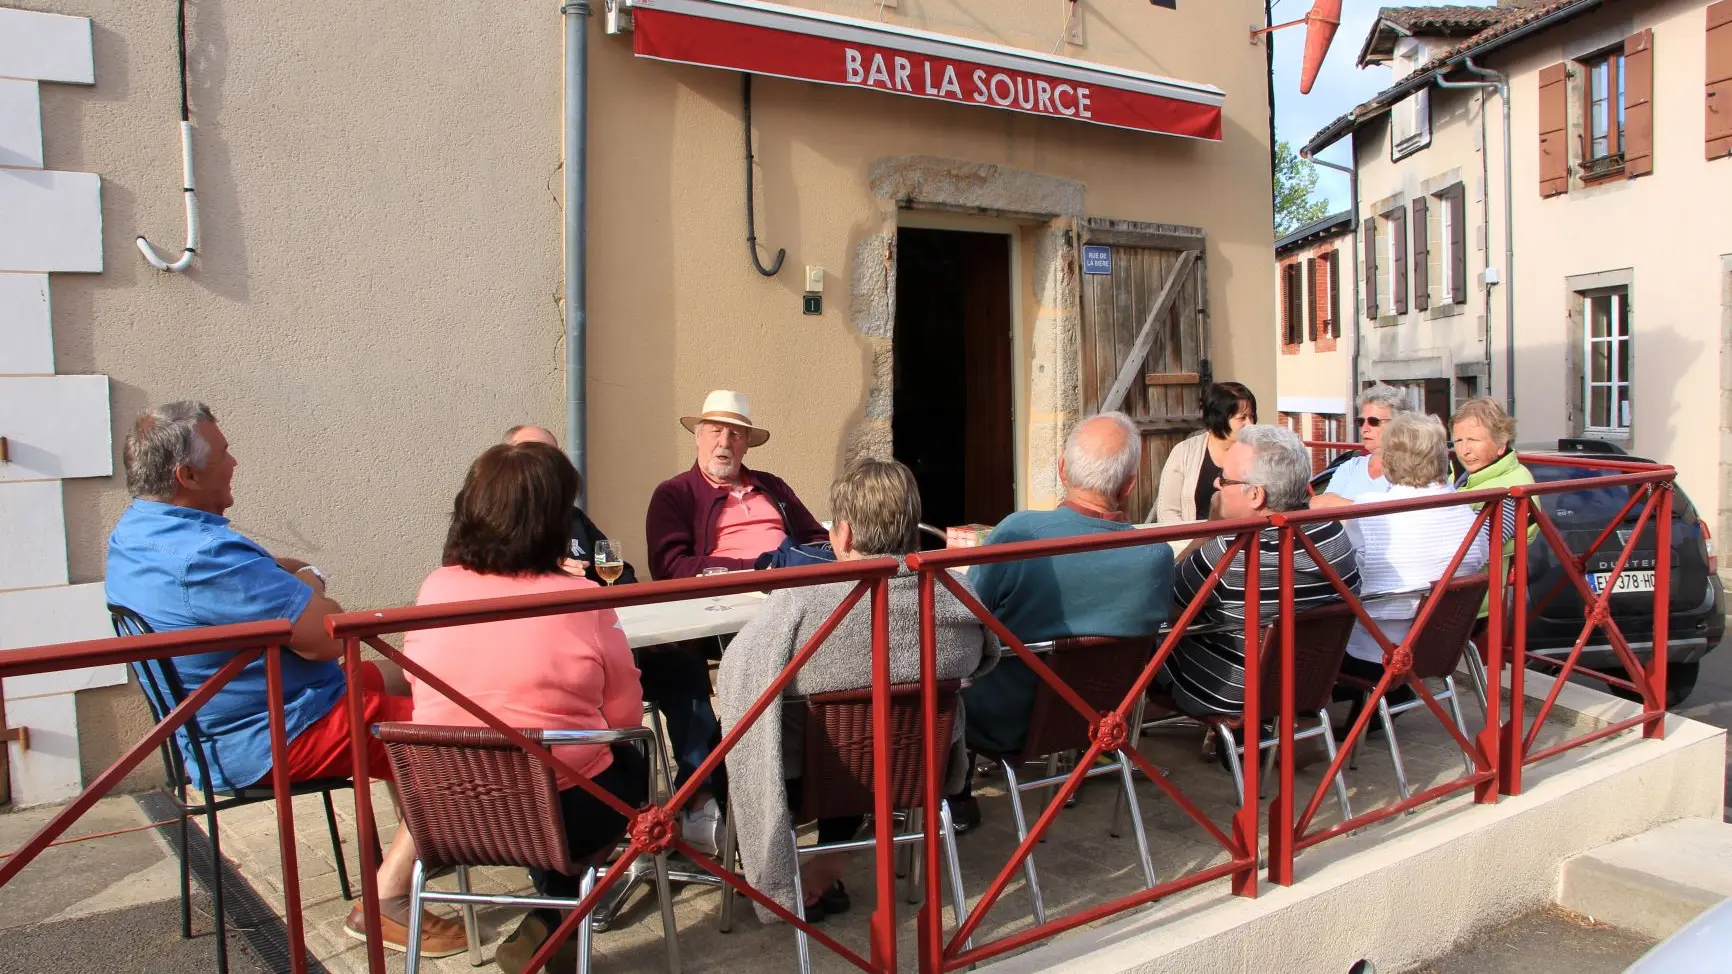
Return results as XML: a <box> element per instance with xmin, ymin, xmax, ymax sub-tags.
<box><xmin>1539</xmin><ymin>62</ymin><xmax>1571</xmax><ymax>196</ymax></box>
<box><xmin>1328</xmin><ymin>249</ymin><xmax>1342</xmax><ymax>336</ymax></box>
<box><xmin>1391</xmin><ymin>207</ymin><xmax>1408</xmax><ymax>315</ymax></box>
<box><xmin>1624</xmin><ymin>29</ymin><xmax>1655</xmax><ymax>177</ymax></box>
<box><xmin>1281</xmin><ymin>262</ymin><xmax>1297</xmax><ymax>344</ymax></box>
<box><xmin>1364</xmin><ymin>219</ymin><xmax>1379</xmax><ymax>319</ymax></box>
<box><xmin>1447</xmin><ymin>186</ymin><xmax>1468</xmax><ymax>305</ymax></box>
<box><xmin>1710</xmin><ymin>1</ymin><xmax>1732</xmax><ymax>160</ymax></box>
<box><xmin>1411</xmin><ymin>197</ymin><xmax>1430</xmax><ymax>312</ymax></box>
<box><xmin>1306</xmin><ymin>257</ymin><xmax>1319</xmax><ymax>341</ymax></box>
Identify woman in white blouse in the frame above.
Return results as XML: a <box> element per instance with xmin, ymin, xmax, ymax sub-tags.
<box><xmin>1340</xmin><ymin>412</ymin><xmax>1489</xmax><ymax>695</ymax></box>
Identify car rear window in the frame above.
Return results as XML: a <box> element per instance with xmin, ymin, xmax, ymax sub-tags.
<box><xmin>1528</xmin><ymin>460</ymin><xmax>1696</xmax><ymax>524</ymax></box>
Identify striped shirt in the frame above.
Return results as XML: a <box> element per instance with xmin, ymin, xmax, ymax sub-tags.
<box><xmin>1342</xmin><ymin>485</ymin><xmax>1490</xmax><ymax>664</ymax></box>
<box><xmin>1159</xmin><ymin>521</ymin><xmax>1360</xmax><ymax>717</ymax></box>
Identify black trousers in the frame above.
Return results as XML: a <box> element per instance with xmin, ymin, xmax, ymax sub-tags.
<box><xmin>637</xmin><ymin>640</ymin><xmax>728</xmax><ymax>802</ymax></box>
<box><xmin>529</xmin><ymin>745</ymin><xmax>650</xmax><ymax>906</ymax></box>
<box><xmin>784</xmin><ymin>778</ymin><xmax>865</xmax><ymax>846</ymax></box>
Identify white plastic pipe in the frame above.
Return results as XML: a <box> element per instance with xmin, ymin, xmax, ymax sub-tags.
<box><xmin>136</xmin><ymin>120</ymin><xmax>199</xmax><ymax>272</ymax></box>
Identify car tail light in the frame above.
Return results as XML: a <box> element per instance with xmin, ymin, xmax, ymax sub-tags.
<box><xmin>1701</xmin><ymin>519</ymin><xmax>1718</xmax><ymax>575</ymax></box>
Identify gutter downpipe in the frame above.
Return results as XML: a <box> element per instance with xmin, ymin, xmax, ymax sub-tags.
<box><xmin>563</xmin><ymin>0</ymin><xmax>591</xmax><ymax>500</ymax></box>
<box><xmin>1437</xmin><ymin>58</ymin><xmax>1515</xmax><ymax>418</ymax></box>
<box><xmin>1308</xmin><ymin>153</ymin><xmax>1361</xmax><ymax>413</ymax></box>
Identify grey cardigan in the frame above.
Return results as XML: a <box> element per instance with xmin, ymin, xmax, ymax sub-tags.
<box><xmin>715</xmin><ymin>566</ymin><xmax>1000</xmax><ymax>922</ymax></box>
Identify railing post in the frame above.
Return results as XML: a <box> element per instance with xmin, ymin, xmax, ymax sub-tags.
<box><xmin>868</xmin><ymin>576</ymin><xmax>898</xmax><ymax>973</ymax></box>
<box><xmin>916</xmin><ymin>569</ymin><xmax>944</xmax><ymax>974</ymax></box>
<box><xmin>1646</xmin><ymin>480</ymin><xmax>1672</xmax><ymax>740</ymax></box>
<box><xmin>344</xmin><ymin>637</ymin><xmax>386</xmax><ymax>974</ymax></box>
<box><xmin>1476</xmin><ymin>496</ymin><xmax>1506</xmax><ymax>805</ymax></box>
<box><xmin>1500</xmin><ymin>492</ymin><xmax>1531</xmax><ymax>796</ymax></box>
<box><xmin>264</xmin><ymin>646</ymin><xmax>310</xmax><ymax>974</ymax></box>
<box><xmin>1232</xmin><ymin>528</ymin><xmax>1261</xmax><ymax>898</ymax></box>
<box><xmin>1267</xmin><ymin>522</ymin><xmax>1296</xmax><ymax>886</ymax></box>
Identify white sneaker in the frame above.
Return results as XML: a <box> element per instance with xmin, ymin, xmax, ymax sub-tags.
<box><xmin>679</xmin><ymin>796</ymin><xmax>722</xmax><ymax>857</ymax></box>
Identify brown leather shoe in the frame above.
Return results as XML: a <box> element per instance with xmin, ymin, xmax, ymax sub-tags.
<box><xmin>343</xmin><ymin>904</ymin><xmax>468</xmax><ymax>958</ymax></box>
<box><xmin>494</xmin><ymin>913</ymin><xmax>582</xmax><ymax>974</ymax></box>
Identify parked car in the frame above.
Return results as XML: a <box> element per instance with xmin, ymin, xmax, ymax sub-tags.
<box><xmin>1310</xmin><ymin>440</ymin><xmax>1722</xmax><ymax>706</ymax></box>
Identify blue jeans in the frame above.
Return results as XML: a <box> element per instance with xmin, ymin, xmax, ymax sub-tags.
<box><xmin>636</xmin><ymin>641</ymin><xmax>727</xmax><ymax>800</ymax></box>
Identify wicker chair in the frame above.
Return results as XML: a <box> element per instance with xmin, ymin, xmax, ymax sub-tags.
<box><xmin>374</xmin><ymin>723</ymin><xmax>680</xmax><ymax>974</ymax></box>
<box><xmin>719</xmin><ymin>680</ymin><xmax>969</xmax><ymax>974</ymax></box>
<box><xmin>1337</xmin><ymin>574</ymin><xmax>1490</xmax><ymax>800</ymax></box>
<box><xmin>108</xmin><ymin>604</ymin><xmax>391</xmax><ymax>974</ymax></box>
<box><xmin>970</xmin><ymin>636</ymin><xmax>1159</xmax><ymax>927</ymax></box>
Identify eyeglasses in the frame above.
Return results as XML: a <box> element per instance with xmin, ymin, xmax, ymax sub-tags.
<box><xmin>1358</xmin><ymin>415</ymin><xmax>1386</xmax><ymax>428</ymax></box>
<box><xmin>1216</xmin><ymin>476</ymin><xmax>1259</xmax><ymax>490</ymax></box>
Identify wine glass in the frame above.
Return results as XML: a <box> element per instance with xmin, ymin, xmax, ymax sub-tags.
<box><xmin>594</xmin><ymin>540</ymin><xmax>625</xmax><ymax>586</ymax></box>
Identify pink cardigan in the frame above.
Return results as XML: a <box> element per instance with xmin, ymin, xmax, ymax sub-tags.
<box><xmin>403</xmin><ymin>567</ymin><xmax>643</xmax><ymax>787</ymax></box>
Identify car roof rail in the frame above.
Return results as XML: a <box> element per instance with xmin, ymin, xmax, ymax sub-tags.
<box><xmin>1556</xmin><ymin>437</ymin><xmax>1629</xmax><ymax>455</ymax></box>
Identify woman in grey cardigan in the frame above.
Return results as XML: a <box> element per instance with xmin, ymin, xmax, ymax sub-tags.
<box><xmin>716</xmin><ymin>459</ymin><xmax>998</xmax><ymax>923</ymax></box>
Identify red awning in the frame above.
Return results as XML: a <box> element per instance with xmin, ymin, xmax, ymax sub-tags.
<box><xmin>627</xmin><ymin>0</ymin><xmax>1225</xmax><ymax>141</ymax></box>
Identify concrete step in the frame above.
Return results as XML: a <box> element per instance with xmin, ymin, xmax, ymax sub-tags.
<box><xmin>1558</xmin><ymin>817</ymin><xmax>1732</xmax><ymax>941</ymax></box>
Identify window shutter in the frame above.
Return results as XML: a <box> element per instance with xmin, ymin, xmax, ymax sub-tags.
<box><xmin>1539</xmin><ymin>62</ymin><xmax>1571</xmax><ymax>196</ymax></box>
<box><xmin>1411</xmin><ymin>197</ymin><xmax>1430</xmax><ymax>312</ymax></box>
<box><xmin>1364</xmin><ymin>219</ymin><xmax>1379</xmax><ymax>319</ymax></box>
<box><xmin>1328</xmin><ymin>249</ymin><xmax>1342</xmax><ymax>336</ymax></box>
<box><xmin>1709</xmin><ymin>1</ymin><xmax>1732</xmax><ymax>160</ymax></box>
<box><xmin>1447</xmin><ymin>186</ymin><xmax>1468</xmax><ymax>305</ymax></box>
<box><xmin>1391</xmin><ymin>207</ymin><xmax>1409</xmax><ymax>315</ymax></box>
<box><xmin>1306</xmin><ymin>257</ymin><xmax>1319</xmax><ymax>341</ymax></box>
<box><xmin>1624</xmin><ymin>29</ymin><xmax>1655</xmax><ymax>177</ymax></box>
<box><xmin>1280</xmin><ymin>263</ymin><xmax>1292</xmax><ymax>344</ymax></box>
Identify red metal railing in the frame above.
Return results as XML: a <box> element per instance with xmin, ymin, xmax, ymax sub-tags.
<box><xmin>0</xmin><ymin>449</ymin><xmax>1681</xmax><ymax>974</ymax></box>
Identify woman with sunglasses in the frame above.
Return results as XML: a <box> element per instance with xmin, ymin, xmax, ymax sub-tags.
<box><xmin>1311</xmin><ymin>384</ymin><xmax>1413</xmax><ymax>509</ymax></box>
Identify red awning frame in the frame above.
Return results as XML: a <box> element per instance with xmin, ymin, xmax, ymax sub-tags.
<box><xmin>619</xmin><ymin>0</ymin><xmax>1226</xmax><ymax>141</ymax></box>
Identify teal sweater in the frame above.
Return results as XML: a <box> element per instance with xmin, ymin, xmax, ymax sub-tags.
<box><xmin>962</xmin><ymin>507</ymin><xmax>1175</xmax><ymax>754</ymax></box>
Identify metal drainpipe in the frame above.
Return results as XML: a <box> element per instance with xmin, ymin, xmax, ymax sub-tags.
<box><xmin>1308</xmin><ymin>153</ymin><xmax>1361</xmax><ymax>422</ymax></box>
<box><xmin>563</xmin><ymin>0</ymin><xmax>591</xmax><ymax>501</ymax></box>
<box><xmin>1437</xmin><ymin>58</ymin><xmax>1516</xmax><ymax>417</ymax></box>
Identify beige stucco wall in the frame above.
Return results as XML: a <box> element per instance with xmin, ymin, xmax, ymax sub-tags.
<box><xmin>1351</xmin><ymin>82</ymin><xmax>1494</xmax><ymax>400</ymax></box>
<box><xmin>1495</xmin><ymin>0</ymin><xmax>1732</xmax><ymax>541</ymax></box>
<box><xmin>21</xmin><ymin>0</ymin><xmax>1274</xmax><ymax>780</ymax></box>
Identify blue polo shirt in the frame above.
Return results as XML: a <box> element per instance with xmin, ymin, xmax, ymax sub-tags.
<box><xmin>105</xmin><ymin>499</ymin><xmax>345</xmax><ymax>791</ymax></box>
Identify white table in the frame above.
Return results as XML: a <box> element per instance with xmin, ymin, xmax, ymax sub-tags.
<box><xmin>614</xmin><ymin>592</ymin><xmax>765</xmax><ymax>649</ymax></box>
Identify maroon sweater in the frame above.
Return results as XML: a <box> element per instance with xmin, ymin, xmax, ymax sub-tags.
<box><xmin>646</xmin><ymin>465</ymin><xmax>828</xmax><ymax>580</ymax></box>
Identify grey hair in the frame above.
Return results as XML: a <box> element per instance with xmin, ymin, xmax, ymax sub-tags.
<box><xmin>124</xmin><ymin>401</ymin><xmax>217</xmax><ymax>500</ymax></box>
<box><xmin>1062</xmin><ymin>411</ymin><xmax>1141</xmax><ymax>496</ymax></box>
<box><xmin>1234</xmin><ymin>425</ymin><xmax>1313</xmax><ymax>512</ymax></box>
<box><xmin>1358</xmin><ymin>383</ymin><xmax>1414</xmax><ymax>415</ymax></box>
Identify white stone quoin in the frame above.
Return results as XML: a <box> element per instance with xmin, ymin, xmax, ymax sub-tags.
<box><xmin>0</xmin><ymin>6</ymin><xmax>121</xmax><ymax>807</ymax></box>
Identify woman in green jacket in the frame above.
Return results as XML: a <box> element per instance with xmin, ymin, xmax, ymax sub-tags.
<box><xmin>1451</xmin><ymin>397</ymin><xmax>1535</xmax><ymax>648</ymax></box>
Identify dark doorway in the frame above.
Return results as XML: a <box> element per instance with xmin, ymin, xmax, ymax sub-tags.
<box><xmin>1423</xmin><ymin>378</ymin><xmax>1452</xmax><ymax>423</ymax></box>
<box><xmin>893</xmin><ymin>227</ymin><xmax>1015</xmax><ymax>539</ymax></box>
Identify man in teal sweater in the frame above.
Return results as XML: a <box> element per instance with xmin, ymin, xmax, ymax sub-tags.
<box><xmin>954</xmin><ymin>413</ymin><xmax>1175</xmax><ymax>828</ymax></box>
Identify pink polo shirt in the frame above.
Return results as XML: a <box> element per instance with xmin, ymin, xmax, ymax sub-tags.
<box><xmin>403</xmin><ymin>567</ymin><xmax>643</xmax><ymax>788</ymax></box>
<box><xmin>706</xmin><ymin>473</ymin><xmax>789</xmax><ymax>560</ymax></box>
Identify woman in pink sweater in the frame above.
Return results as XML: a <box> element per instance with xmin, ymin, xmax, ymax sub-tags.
<box><xmin>404</xmin><ymin>441</ymin><xmax>644</xmax><ymax>973</ymax></box>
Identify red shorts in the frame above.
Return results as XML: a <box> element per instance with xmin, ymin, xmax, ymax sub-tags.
<box><xmin>282</xmin><ymin>662</ymin><xmax>414</xmax><ymax>783</ymax></box>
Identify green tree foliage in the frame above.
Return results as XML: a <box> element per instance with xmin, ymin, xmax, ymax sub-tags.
<box><xmin>1273</xmin><ymin>140</ymin><xmax>1330</xmax><ymax>238</ymax></box>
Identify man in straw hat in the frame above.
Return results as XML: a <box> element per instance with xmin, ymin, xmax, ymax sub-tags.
<box><xmin>644</xmin><ymin>390</ymin><xmax>827</xmax><ymax>851</ymax></box>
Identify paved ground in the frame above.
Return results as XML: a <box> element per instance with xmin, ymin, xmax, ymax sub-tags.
<box><xmin>1401</xmin><ymin>907</ymin><xmax>1655</xmax><ymax>974</ymax></box>
<box><xmin>1670</xmin><ymin>642</ymin><xmax>1732</xmax><ymax>820</ymax></box>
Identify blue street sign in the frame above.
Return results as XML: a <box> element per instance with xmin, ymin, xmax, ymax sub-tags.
<box><xmin>1082</xmin><ymin>245</ymin><xmax>1112</xmax><ymax>275</ymax></box>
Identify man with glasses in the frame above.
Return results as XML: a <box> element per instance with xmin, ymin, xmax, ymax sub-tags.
<box><xmin>1157</xmin><ymin>425</ymin><xmax>1361</xmax><ymax>723</ymax></box>
<box><xmin>1311</xmin><ymin>384</ymin><xmax>1414</xmax><ymax>508</ymax></box>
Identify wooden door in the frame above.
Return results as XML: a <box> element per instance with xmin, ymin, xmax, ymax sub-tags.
<box><xmin>1078</xmin><ymin>220</ymin><xmax>1209</xmax><ymax>523</ymax></box>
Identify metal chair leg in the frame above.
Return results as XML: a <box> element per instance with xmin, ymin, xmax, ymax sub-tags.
<box><xmin>1317</xmin><ymin>711</ymin><xmax>1354</xmax><ymax>821</ymax></box>
<box><xmin>789</xmin><ymin>829</ymin><xmax>813</xmax><ymax>974</ymax></box>
<box><xmin>1258</xmin><ymin>737</ymin><xmax>1277</xmax><ymax>800</ymax></box>
<box><xmin>1000</xmin><ymin>762</ymin><xmax>1047</xmax><ymax>926</ymax></box>
<box><xmin>653</xmin><ymin>851</ymin><xmax>683</xmax><ymax>974</ymax></box>
<box><xmin>717</xmin><ymin>809</ymin><xmax>738</xmax><ymax>933</ymax></box>
<box><xmin>1463</xmin><ymin>640</ymin><xmax>1491</xmax><ymax>718</ymax></box>
<box><xmin>578</xmin><ymin>867</ymin><xmax>597</xmax><ymax>974</ymax></box>
<box><xmin>938</xmin><ymin>800</ymin><xmax>974</xmax><ymax>953</ymax></box>
<box><xmin>323</xmin><ymin>789</ymin><xmax>354</xmax><ymax>901</ymax></box>
<box><xmin>1222</xmin><ymin>736</ymin><xmax>1246</xmax><ymax>804</ymax></box>
<box><xmin>1111</xmin><ymin>697</ymin><xmax>1149</xmax><ymax>837</ymax></box>
<box><xmin>902</xmin><ymin>814</ymin><xmax>923</xmax><ymax>905</ymax></box>
<box><xmin>176</xmin><ymin>800</ymin><xmax>193</xmax><ymax>940</ymax></box>
<box><xmin>1378</xmin><ymin>697</ymin><xmax>1411</xmax><ymax>801</ymax></box>
<box><xmin>405</xmin><ymin>860</ymin><xmax>427</xmax><ymax>974</ymax></box>
<box><xmin>205</xmin><ymin>798</ymin><xmax>229</xmax><ymax>974</ymax></box>
<box><xmin>455</xmin><ymin>865</ymin><xmax>482</xmax><ymax>967</ymax></box>
<box><xmin>1115</xmin><ymin>751</ymin><xmax>1157</xmax><ymax>888</ymax></box>
<box><xmin>1443</xmin><ymin>677</ymin><xmax>1475</xmax><ymax>775</ymax></box>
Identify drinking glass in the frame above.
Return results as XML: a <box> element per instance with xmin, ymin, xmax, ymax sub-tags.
<box><xmin>595</xmin><ymin>540</ymin><xmax>625</xmax><ymax>586</ymax></box>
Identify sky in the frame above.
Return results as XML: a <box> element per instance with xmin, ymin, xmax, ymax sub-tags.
<box><xmin>1269</xmin><ymin>0</ymin><xmax>1501</xmax><ymax>210</ymax></box>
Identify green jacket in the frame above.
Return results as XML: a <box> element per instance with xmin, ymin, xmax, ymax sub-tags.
<box><xmin>1460</xmin><ymin>450</ymin><xmax>1537</xmax><ymax>617</ymax></box>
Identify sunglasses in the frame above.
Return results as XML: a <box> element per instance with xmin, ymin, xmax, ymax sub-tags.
<box><xmin>1358</xmin><ymin>415</ymin><xmax>1386</xmax><ymax>428</ymax></box>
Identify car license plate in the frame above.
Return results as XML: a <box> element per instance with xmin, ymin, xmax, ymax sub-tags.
<box><xmin>1588</xmin><ymin>570</ymin><xmax>1656</xmax><ymax>594</ymax></box>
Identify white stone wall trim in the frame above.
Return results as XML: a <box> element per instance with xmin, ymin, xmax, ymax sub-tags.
<box><xmin>0</xmin><ymin>8</ymin><xmax>95</xmax><ymax>85</ymax></box>
<box><xmin>0</xmin><ymin>375</ymin><xmax>113</xmax><ymax>481</ymax></box>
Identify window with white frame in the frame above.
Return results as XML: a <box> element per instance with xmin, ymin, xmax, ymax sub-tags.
<box><xmin>1583</xmin><ymin>288</ymin><xmax>1632</xmax><ymax>433</ymax></box>
<box><xmin>1438</xmin><ymin>194</ymin><xmax>1455</xmax><ymax>301</ymax></box>
<box><xmin>1391</xmin><ymin>91</ymin><xmax>1431</xmax><ymax>159</ymax></box>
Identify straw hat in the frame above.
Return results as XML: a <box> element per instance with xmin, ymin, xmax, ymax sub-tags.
<box><xmin>680</xmin><ymin>390</ymin><xmax>770</xmax><ymax>447</ymax></box>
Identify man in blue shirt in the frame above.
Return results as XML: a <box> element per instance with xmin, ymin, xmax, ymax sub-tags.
<box><xmin>952</xmin><ymin>412</ymin><xmax>1176</xmax><ymax>829</ymax></box>
<box><xmin>105</xmin><ymin>402</ymin><xmax>464</xmax><ymax>957</ymax></box>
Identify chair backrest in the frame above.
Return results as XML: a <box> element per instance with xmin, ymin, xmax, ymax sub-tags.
<box><xmin>1018</xmin><ymin>635</ymin><xmax>1158</xmax><ymax>760</ymax></box>
<box><xmin>794</xmin><ymin>680</ymin><xmax>961</xmax><ymax>823</ymax></box>
<box><xmin>1405</xmin><ymin>574</ymin><xmax>1492</xmax><ymax>680</ymax></box>
<box><xmin>373</xmin><ymin>722</ymin><xmax>583</xmax><ymax>874</ymax></box>
<box><xmin>1249</xmin><ymin>602</ymin><xmax>1359</xmax><ymax>721</ymax></box>
<box><xmin>109</xmin><ymin>604</ymin><xmax>207</xmax><ymax>791</ymax></box>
